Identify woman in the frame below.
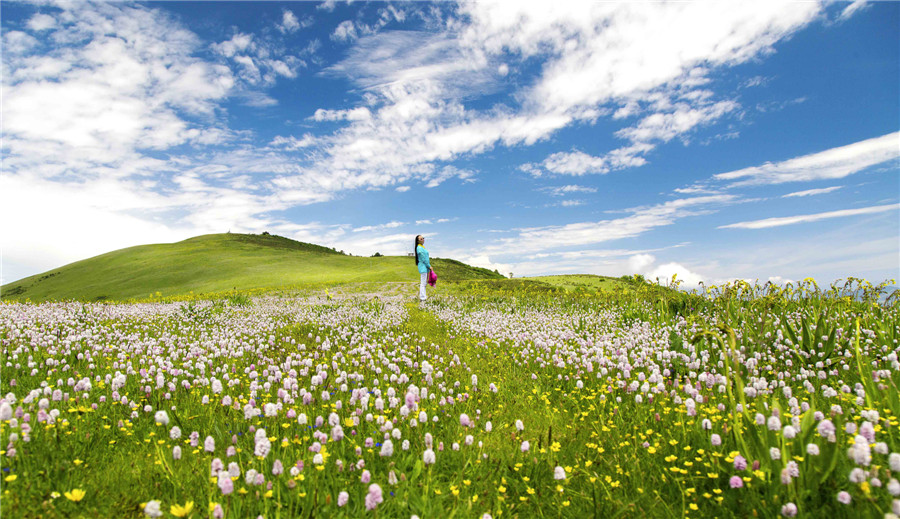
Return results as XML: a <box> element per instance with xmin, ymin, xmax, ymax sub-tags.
<box><xmin>414</xmin><ymin>235</ymin><xmax>434</xmax><ymax>301</ymax></box>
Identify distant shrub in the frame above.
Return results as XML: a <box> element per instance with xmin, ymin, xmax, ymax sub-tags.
<box><xmin>373</xmin><ymin>252</ymin><xmax>383</xmax><ymax>257</ymax></box>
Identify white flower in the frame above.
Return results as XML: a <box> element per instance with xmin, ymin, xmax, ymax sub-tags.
<box><xmin>143</xmin><ymin>500</ymin><xmax>163</xmax><ymax>518</ymax></box>
<box><xmin>554</xmin><ymin>466</ymin><xmax>566</xmax><ymax>480</ymax></box>
<box><xmin>423</xmin><ymin>449</ymin><xmax>436</xmax><ymax>465</ymax></box>
<box><xmin>890</xmin><ymin>453</ymin><xmax>900</xmax><ymax>472</ymax></box>
<box><xmin>380</xmin><ymin>439</ymin><xmax>394</xmax><ymax>457</ymax></box>
<box><xmin>154</xmin><ymin>411</ymin><xmax>169</xmax><ymax>426</ymax></box>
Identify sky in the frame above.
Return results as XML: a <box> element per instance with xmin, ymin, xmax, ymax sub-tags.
<box><xmin>2</xmin><ymin>0</ymin><xmax>898</xmax><ymax>288</ymax></box>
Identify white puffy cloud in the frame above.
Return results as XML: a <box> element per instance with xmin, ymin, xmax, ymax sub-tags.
<box><xmin>27</xmin><ymin>13</ymin><xmax>56</xmax><ymax>31</ymax></box>
<box><xmin>332</xmin><ymin>20</ymin><xmax>358</xmax><ymax>42</ymax></box>
<box><xmin>459</xmin><ymin>255</ymin><xmax>511</xmax><ymax>276</ymax></box>
<box><xmin>645</xmin><ymin>262</ymin><xmax>706</xmax><ymax>287</ymax></box>
<box><xmin>278</xmin><ymin>10</ymin><xmax>310</xmax><ymax>34</ymax></box>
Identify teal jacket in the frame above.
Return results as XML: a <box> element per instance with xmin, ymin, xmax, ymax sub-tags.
<box><xmin>416</xmin><ymin>245</ymin><xmax>432</xmax><ymax>274</ymax></box>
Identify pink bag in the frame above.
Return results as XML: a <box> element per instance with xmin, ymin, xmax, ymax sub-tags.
<box><xmin>427</xmin><ymin>270</ymin><xmax>437</xmax><ymax>286</ymax></box>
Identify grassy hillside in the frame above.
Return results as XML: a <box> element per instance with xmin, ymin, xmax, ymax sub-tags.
<box><xmin>1</xmin><ymin>233</ymin><xmax>503</xmax><ymax>302</ymax></box>
<box><xmin>525</xmin><ymin>273</ymin><xmax>633</xmax><ymax>292</ymax></box>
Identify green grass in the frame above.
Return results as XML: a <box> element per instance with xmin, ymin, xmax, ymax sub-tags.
<box><xmin>0</xmin><ymin>233</ymin><xmax>503</xmax><ymax>302</ymax></box>
<box><xmin>525</xmin><ymin>274</ymin><xmax>633</xmax><ymax>293</ymax></box>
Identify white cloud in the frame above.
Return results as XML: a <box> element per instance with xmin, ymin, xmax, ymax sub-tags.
<box><xmin>719</xmin><ymin>203</ymin><xmax>900</xmax><ymax>230</ymax></box>
<box><xmin>484</xmin><ymin>195</ymin><xmax>736</xmax><ymax>255</ymax></box>
<box><xmin>269</xmin><ymin>134</ymin><xmax>317</xmax><ymax>150</ymax></box>
<box><xmin>4</xmin><ymin>30</ymin><xmax>40</xmax><ymax>54</ymax></box>
<box><xmin>289</xmin><ymin>3</ymin><xmax>824</xmax><ymax>194</ymax></box>
<box><xmin>529</xmin><ymin>145</ymin><xmax>651</xmax><ymax>176</ymax></box>
<box><xmin>211</xmin><ymin>32</ymin><xmax>305</xmax><ymax>87</ymax></box>
<box><xmin>781</xmin><ymin>186</ymin><xmax>843</xmax><ymax>198</ymax></box>
<box><xmin>312</xmin><ymin>107</ymin><xmax>372</xmax><ymax>122</ymax></box>
<box><xmin>627</xmin><ymin>253</ymin><xmax>655</xmax><ymax>273</ymax></box>
<box><xmin>646</xmin><ymin>262</ymin><xmax>706</xmax><ymax>287</ymax></box>
<box><xmin>459</xmin><ymin>255</ymin><xmax>511</xmax><ymax>276</ymax></box>
<box><xmin>395</xmin><ymin>186</ymin><xmax>411</xmax><ymax>192</ymax></box>
<box><xmin>460</xmin><ymin>2</ymin><xmax>819</xmax><ymax>114</ymax></box>
<box><xmin>425</xmin><ymin>166</ymin><xmax>475</xmax><ymax>188</ymax></box>
<box><xmin>839</xmin><ymin>0</ymin><xmax>869</xmax><ymax>21</ymax></box>
<box><xmin>714</xmin><ymin>132</ymin><xmax>900</xmax><ymax>186</ymax></box>
<box><xmin>353</xmin><ymin>221</ymin><xmax>406</xmax><ymax>233</ymax></box>
<box><xmin>4</xmin><ymin>3</ymin><xmax>235</xmax><ymax>176</ymax></box>
<box><xmin>470</xmin><ymin>246</ymin><xmax>710</xmax><ymax>285</ymax></box>
<box><xmin>332</xmin><ymin>20</ymin><xmax>358</xmax><ymax>42</ymax></box>
<box><xmin>278</xmin><ymin>10</ymin><xmax>309</xmax><ymax>34</ymax></box>
<box><xmin>27</xmin><ymin>13</ymin><xmax>56</xmax><ymax>31</ymax></box>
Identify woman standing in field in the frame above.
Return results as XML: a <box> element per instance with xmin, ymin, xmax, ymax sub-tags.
<box><xmin>415</xmin><ymin>235</ymin><xmax>434</xmax><ymax>302</ymax></box>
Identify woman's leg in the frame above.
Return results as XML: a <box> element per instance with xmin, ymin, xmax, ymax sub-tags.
<box><xmin>419</xmin><ymin>272</ymin><xmax>427</xmax><ymax>301</ymax></box>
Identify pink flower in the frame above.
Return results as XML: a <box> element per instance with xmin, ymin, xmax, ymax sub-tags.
<box><xmin>837</xmin><ymin>491</ymin><xmax>851</xmax><ymax>504</ymax></box>
<box><xmin>205</xmin><ymin>436</ymin><xmax>215</xmax><ymax>453</ymax></box>
<box><xmin>337</xmin><ymin>491</ymin><xmax>349</xmax><ymax>507</ymax></box>
<box><xmin>361</xmin><ymin>469</ymin><xmax>371</xmax><ymax>483</ymax></box>
<box><xmin>460</xmin><ymin>413</ymin><xmax>472</xmax><ymax>427</ymax></box>
<box><xmin>218</xmin><ymin>472</ymin><xmax>234</xmax><ymax>495</ymax></box>
<box><xmin>521</xmin><ymin>440</ymin><xmax>530</xmax><ymax>452</ymax></box>
<box><xmin>365</xmin><ymin>484</ymin><xmax>383</xmax><ymax>511</ymax></box>
<box><xmin>729</xmin><ymin>476</ymin><xmax>743</xmax><ymax>489</ymax></box>
<box><xmin>272</xmin><ymin>459</ymin><xmax>283</xmax><ymax>475</ymax></box>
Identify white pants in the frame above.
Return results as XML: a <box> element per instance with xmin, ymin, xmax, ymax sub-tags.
<box><xmin>419</xmin><ymin>272</ymin><xmax>428</xmax><ymax>301</ymax></box>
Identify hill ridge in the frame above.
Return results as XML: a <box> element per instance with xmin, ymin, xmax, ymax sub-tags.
<box><xmin>1</xmin><ymin>233</ymin><xmax>502</xmax><ymax>302</ymax></box>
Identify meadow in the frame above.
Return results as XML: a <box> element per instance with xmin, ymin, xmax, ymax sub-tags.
<box><xmin>1</xmin><ymin>277</ymin><xmax>898</xmax><ymax>518</ymax></box>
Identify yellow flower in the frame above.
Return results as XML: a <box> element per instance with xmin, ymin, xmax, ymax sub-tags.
<box><xmin>170</xmin><ymin>500</ymin><xmax>194</xmax><ymax>517</ymax></box>
<box><xmin>64</xmin><ymin>489</ymin><xmax>86</xmax><ymax>502</ymax></box>
<box><xmin>4</xmin><ymin>475</ymin><xmax>17</xmax><ymax>482</ymax></box>
<box><xmin>73</xmin><ymin>459</ymin><xmax>84</xmax><ymax>466</ymax></box>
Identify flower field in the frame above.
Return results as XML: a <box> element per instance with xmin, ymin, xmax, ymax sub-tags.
<box><xmin>1</xmin><ymin>279</ymin><xmax>899</xmax><ymax>518</ymax></box>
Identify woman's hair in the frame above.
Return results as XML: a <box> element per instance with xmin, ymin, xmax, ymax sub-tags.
<box><xmin>414</xmin><ymin>235</ymin><xmax>422</xmax><ymax>265</ymax></box>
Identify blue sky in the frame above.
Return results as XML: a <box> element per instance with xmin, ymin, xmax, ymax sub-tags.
<box><xmin>2</xmin><ymin>0</ymin><xmax>898</xmax><ymax>287</ymax></box>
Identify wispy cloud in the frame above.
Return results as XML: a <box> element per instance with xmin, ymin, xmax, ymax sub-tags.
<box><xmin>719</xmin><ymin>203</ymin><xmax>899</xmax><ymax>229</ymax></box>
<box><xmin>781</xmin><ymin>186</ymin><xmax>843</xmax><ymax>198</ymax></box>
<box><xmin>714</xmin><ymin>132</ymin><xmax>900</xmax><ymax>186</ymax></box>
<box><xmin>353</xmin><ymin>221</ymin><xmax>405</xmax><ymax>233</ymax></box>
<box><xmin>483</xmin><ymin>195</ymin><xmax>736</xmax><ymax>254</ymax></box>
<box><xmin>539</xmin><ymin>185</ymin><xmax>598</xmax><ymax>197</ymax></box>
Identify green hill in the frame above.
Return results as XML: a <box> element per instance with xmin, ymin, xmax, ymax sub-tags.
<box><xmin>1</xmin><ymin>233</ymin><xmax>503</xmax><ymax>302</ymax></box>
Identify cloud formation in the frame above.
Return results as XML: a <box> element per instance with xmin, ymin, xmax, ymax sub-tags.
<box><xmin>719</xmin><ymin>203</ymin><xmax>900</xmax><ymax>229</ymax></box>
<box><xmin>714</xmin><ymin>132</ymin><xmax>900</xmax><ymax>186</ymax></box>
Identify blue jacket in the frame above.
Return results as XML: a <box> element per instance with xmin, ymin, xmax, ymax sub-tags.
<box><xmin>416</xmin><ymin>245</ymin><xmax>431</xmax><ymax>274</ymax></box>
